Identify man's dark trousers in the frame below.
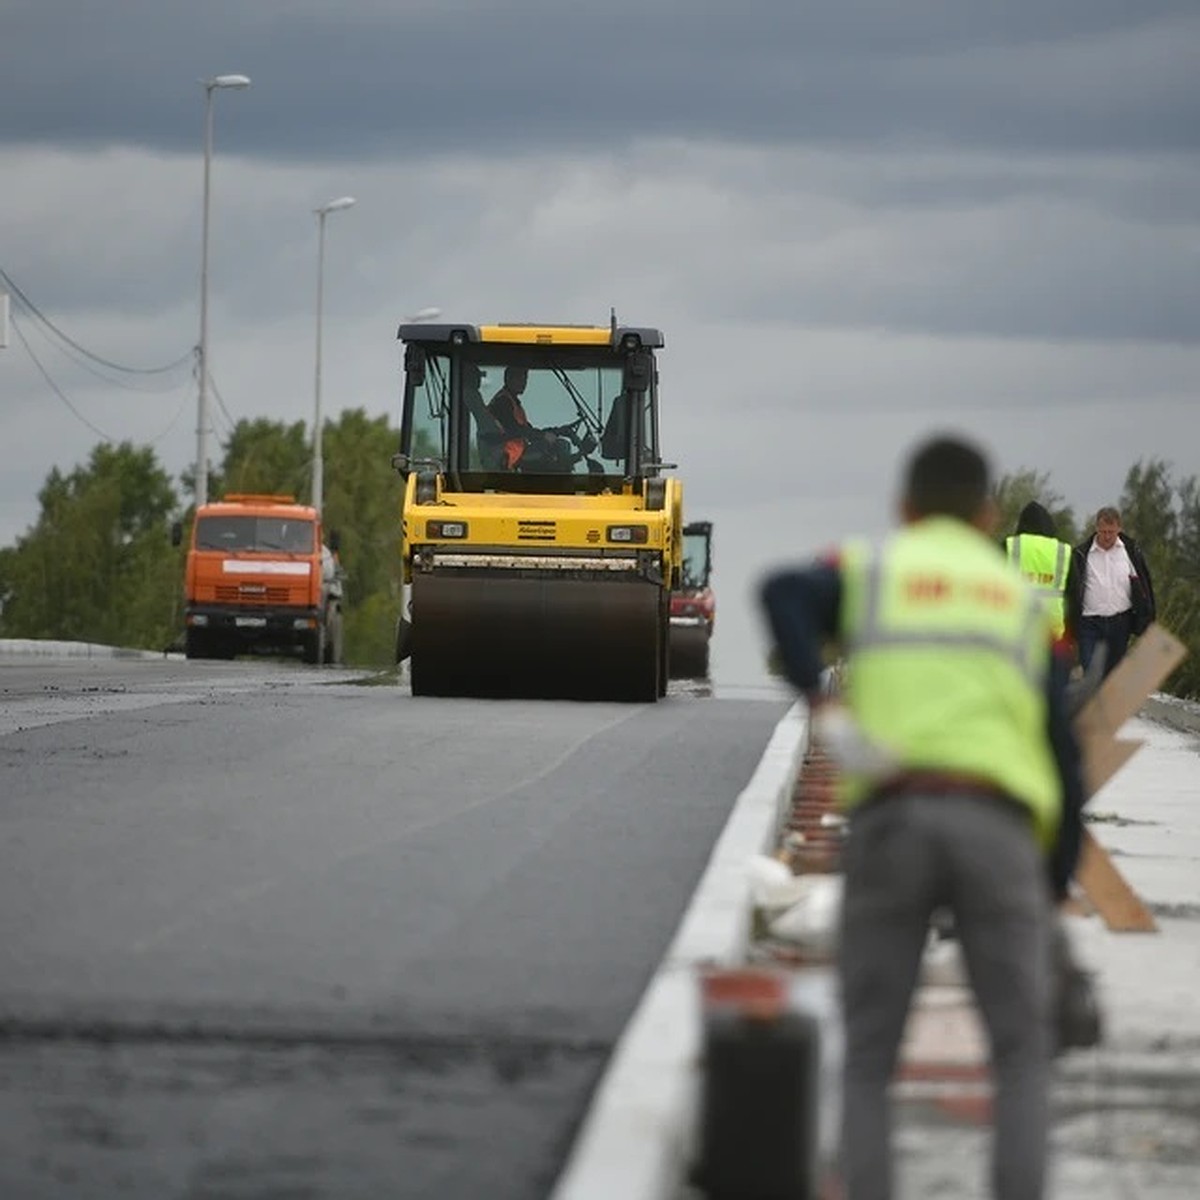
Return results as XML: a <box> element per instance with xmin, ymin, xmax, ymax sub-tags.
<box><xmin>1078</xmin><ymin>612</ymin><xmax>1133</xmax><ymax>678</ymax></box>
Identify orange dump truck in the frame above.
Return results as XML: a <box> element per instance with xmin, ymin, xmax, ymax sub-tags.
<box><xmin>173</xmin><ymin>493</ymin><xmax>344</xmax><ymax>664</ymax></box>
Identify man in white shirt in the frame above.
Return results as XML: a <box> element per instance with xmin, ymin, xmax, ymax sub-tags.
<box><xmin>1065</xmin><ymin>506</ymin><xmax>1156</xmax><ymax>677</ymax></box>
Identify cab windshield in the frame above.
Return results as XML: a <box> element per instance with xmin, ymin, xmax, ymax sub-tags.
<box><xmin>681</xmin><ymin>532</ymin><xmax>710</xmax><ymax>589</ymax></box>
<box><xmin>196</xmin><ymin>516</ymin><xmax>314</xmax><ymax>553</ymax></box>
<box><xmin>406</xmin><ymin>348</ymin><xmax>657</xmax><ymax>488</ymax></box>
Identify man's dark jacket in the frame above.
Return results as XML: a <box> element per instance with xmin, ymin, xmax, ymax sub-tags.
<box><xmin>1065</xmin><ymin>532</ymin><xmax>1156</xmax><ymax>640</ymax></box>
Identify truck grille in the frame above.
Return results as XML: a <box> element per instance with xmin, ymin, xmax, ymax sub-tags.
<box><xmin>517</xmin><ymin>520</ymin><xmax>557</xmax><ymax>542</ymax></box>
<box><xmin>216</xmin><ymin>585</ymin><xmax>291</xmax><ymax>605</ymax></box>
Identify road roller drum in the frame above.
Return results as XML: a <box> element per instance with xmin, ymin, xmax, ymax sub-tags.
<box><xmin>411</xmin><ymin>573</ymin><xmax>662</xmax><ymax>701</ymax></box>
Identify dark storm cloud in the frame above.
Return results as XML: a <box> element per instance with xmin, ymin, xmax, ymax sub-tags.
<box><xmin>3</xmin><ymin>1</ymin><xmax>1198</xmax><ymax>160</ymax></box>
<box><xmin>724</xmin><ymin>197</ymin><xmax>1200</xmax><ymax>344</ymax></box>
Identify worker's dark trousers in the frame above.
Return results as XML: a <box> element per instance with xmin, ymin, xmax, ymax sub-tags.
<box><xmin>838</xmin><ymin>792</ymin><xmax>1053</xmax><ymax>1200</ymax></box>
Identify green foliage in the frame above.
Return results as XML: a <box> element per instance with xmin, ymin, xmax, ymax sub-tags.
<box><xmin>4</xmin><ymin>427</ymin><xmax>1197</xmax><ymax>698</ymax></box>
<box><xmin>210</xmin><ymin>418</ymin><xmax>313</xmax><ymax>502</ymax></box>
<box><xmin>1117</xmin><ymin>460</ymin><xmax>1200</xmax><ymax>699</ymax></box>
<box><xmin>1175</xmin><ymin>477</ymin><xmax>1200</xmax><ymax>588</ymax></box>
<box><xmin>1119</xmin><ymin>460</ymin><xmax>1178</xmax><ymax>579</ymax></box>
<box><xmin>0</xmin><ymin>414</ymin><xmax>407</xmax><ymax>664</ymax></box>
<box><xmin>320</xmin><ymin>410</ymin><xmax>404</xmax><ymax>608</ymax></box>
<box><xmin>993</xmin><ymin>469</ymin><xmax>1078</xmax><ymax>544</ymax></box>
<box><xmin>0</xmin><ymin>443</ymin><xmax>182</xmax><ymax>649</ymax></box>
<box><xmin>319</xmin><ymin>409</ymin><xmax>405</xmax><ymax>665</ymax></box>
<box><xmin>344</xmin><ymin>589</ymin><xmax>402</xmax><ymax>668</ymax></box>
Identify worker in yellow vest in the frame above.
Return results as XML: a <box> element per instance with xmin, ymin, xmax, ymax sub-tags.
<box><xmin>1004</xmin><ymin>500</ymin><xmax>1079</xmax><ymax>643</ymax></box>
<box><xmin>761</xmin><ymin>435</ymin><xmax>1084</xmax><ymax>1200</ymax></box>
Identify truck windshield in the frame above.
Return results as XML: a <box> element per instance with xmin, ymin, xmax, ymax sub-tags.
<box><xmin>196</xmin><ymin>516</ymin><xmax>315</xmax><ymax>553</ymax></box>
<box><xmin>681</xmin><ymin>532</ymin><xmax>710</xmax><ymax>589</ymax></box>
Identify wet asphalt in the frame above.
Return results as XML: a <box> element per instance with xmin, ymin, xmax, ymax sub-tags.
<box><xmin>0</xmin><ymin>656</ymin><xmax>790</xmax><ymax>1199</ymax></box>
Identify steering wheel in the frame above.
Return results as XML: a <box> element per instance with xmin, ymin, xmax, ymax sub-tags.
<box><xmin>546</xmin><ymin>416</ymin><xmax>585</xmax><ymax>439</ymax></box>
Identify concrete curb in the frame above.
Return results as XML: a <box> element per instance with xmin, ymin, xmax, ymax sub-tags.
<box><xmin>0</xmin><ymin>639</ymin><xmax>168</xmax><ymax>661</ymax></box>
<box><xmin>1141</xmin><ymin>693</ymin><xmax>1200</xmax><ymax>739</ymax></box>
<box><xmin>550</xmin><ymin>702</ymin><xmax>809</xmax><ymax>1200</ymax></box>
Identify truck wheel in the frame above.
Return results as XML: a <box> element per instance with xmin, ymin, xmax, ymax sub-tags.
<box><xmin>185</xmin><ymin>629</ymin><xmax>209</xmax><ymax>660</ymax></box>
<box><xmin>323</xmin><ymin>607</ymin><xmax>344</xmax><ymax>665</ymax></box>
<box><xmin>303</xmin><ymin>624</ymin><xmax>325</xmax><ymax>666</ymax></box>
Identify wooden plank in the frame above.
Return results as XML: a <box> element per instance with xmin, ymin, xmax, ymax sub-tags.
<box><xmin>1068</xmin><ymin>623</ymin><xmax>1186</xmax><ymax>933</ymax></box>
<box><xmin>1075</xmin><ymin>624</ymin><xmax>1187</xmax><ymax>743</ymax></box>
<box><xmin>1075</xmin><ymin>828</ymin><xmax>1158</xmax><ymax>933</ymax></box>
<box><xmin>1082</xmin><ymin>737</ymin><xmax>1144</xmax><ymax>799</ymax></box>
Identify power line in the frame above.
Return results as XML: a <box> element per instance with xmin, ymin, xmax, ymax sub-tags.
<box><xmin>206</xmin><ymin>367</ymin><xmax>238</xmax><ymax>433</ymax></box>
<box><xmin>144</xmin><ymin>391</ymin><xmax>194</xmax><ymax>448</ymax></box>
<box><xmin>19</xmin><ymin>307</ymin><xmax>192</xmax><ymax>395</ymax></box>
<box><xmin>0</xmin><ymin>266</ymin><xmax>193</xmax><ymax>376</ymax></box>
<box><xmin>4</xmin><ymin>267</ymin><xmax>245</xmax><ymax>465</ymax></box>
<box><xmin>12</xmin><ymin>309</ymin><xmax>194</xmax><ymax>450</ymax></box>
<box><xmin>10</xmin><ymin>312</ymin><xmax>114</xmax><ymax>442</ymax></box>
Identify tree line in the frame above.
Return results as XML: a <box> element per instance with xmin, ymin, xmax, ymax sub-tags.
<box><xmin>1</xmin><ymin>432</ymin><xmax>1197</xmax><ymax>695</ymax></box>
<box><xmin>0</xmin><ymin>411</ymin><xmax>408</xmax><ymax>666</ymax></box>
<box><xmin>994</xmin><ymin>462</ymin><xmax>1200</xmax><ymax>698</ymax></box>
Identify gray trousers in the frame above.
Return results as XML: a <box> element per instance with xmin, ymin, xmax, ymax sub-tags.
<box><xmin>838</xmin><ymin>791</ymin><xmax>1053</xmax><ymax>1200</ymax></box>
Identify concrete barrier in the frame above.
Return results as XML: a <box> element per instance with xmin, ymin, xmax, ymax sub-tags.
<box><xmin>0</xmin><ymin>639</ymin><xmax>168</xmax><ymax>660</ymax></box>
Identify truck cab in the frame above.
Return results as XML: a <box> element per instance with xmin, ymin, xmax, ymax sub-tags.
<box><xmin>174</xmin><ymin>493</ymin><xmax>344</xmax><ymax>664</ymax></box>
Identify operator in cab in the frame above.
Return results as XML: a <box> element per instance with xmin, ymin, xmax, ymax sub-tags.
<box><xmin>487</xmin><ymin>366</ymin><xmax>573</xmax><ymax>472</ymax></box>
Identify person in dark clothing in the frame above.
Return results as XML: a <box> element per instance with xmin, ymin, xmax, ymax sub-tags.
<box><xmin>1064</xmin><ymin>506</ymin><xmax>1156</xmax><ymax>678</ymax></box>
<box><xmin>760</xmin><ymin>434</ymin><xmax>1085</xmax><ymax>1200</ymax></box>
<box><xmin>486</xmin><ymin>366</ymin><xmax>573</xmax><ymax>472</ymax></box>
<box><xmin>460</xmin><ymin>363</ymin><xmax>508</xmax><ymax>469</ymax></box>
<box><xmin>1004</xmin><ymin>501</ymin><xmax>1081</xmax><ymax>645</ymax></box>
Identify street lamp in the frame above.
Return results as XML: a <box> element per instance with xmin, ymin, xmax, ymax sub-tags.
<box><xmin>404</xmin><ymin>306</ymin><xmax>442</xmax><ymax>323</ymax></box>
<box><xmin>312</xmin><ymin>195</ymin><xmax>357</xmax><ymax>516</ymax></box>
<box><xmin>195</xmin><ymin>73</ymin><xmax>251</xmax><ymax>509</ymax></box>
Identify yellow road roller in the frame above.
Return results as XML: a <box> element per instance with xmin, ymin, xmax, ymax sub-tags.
<box><xmin>393</xmin><ymin>320</ymin><xmax>683</xmax><ymax>701</ymax></box>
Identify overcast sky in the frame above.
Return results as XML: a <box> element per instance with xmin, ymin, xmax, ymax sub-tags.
<box><xmin>2</xmin><ymin>1</ymin><xmax>1198</xmax><ymax>685</ymax></box>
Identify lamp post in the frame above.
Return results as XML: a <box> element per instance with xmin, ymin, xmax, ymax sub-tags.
<box><xmin>404</xmin><ymin>307</ymin><xmax>442</xmax><ymax>323</ymax></box>
<box><xmin>195</xmin><ymin>73</ymin><xmax>251</xmax><ymax>509</ymax></box>
<box><xmin>312</xmin><ymin>196</ymin><xmax>357</xmax><ymax>516</ymax></box>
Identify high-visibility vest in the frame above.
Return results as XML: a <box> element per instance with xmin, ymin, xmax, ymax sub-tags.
<box><xmin>489</xmin><ymin>388</ymin><xmax>530</xmax><ymax>468</ymax></box>
<box><xmin>839</xmin><ymin>516</ymin><xmax>1061</xmax><ymax>847</ymax></box>
<box><xmin>1005</xmin><ymin>533</ymin><xmax>1070</xmax><ymax>639</ymax></box>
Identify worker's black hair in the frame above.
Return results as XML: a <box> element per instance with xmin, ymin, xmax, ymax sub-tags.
<box><xmin>903</xmin><ymin>435</ymin><xmax>992</xmax><ymax>522</ymax></box>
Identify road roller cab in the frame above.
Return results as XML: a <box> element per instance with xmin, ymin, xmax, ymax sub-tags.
<box><xmin>669</xmin><ymin>520</ymin><xmax>716</xmax><ymax>679</ymax></box>
<box><xmin>393</xmin><ymin>321</ymin><xmax>683</xmax><ymax>701</ymax></box>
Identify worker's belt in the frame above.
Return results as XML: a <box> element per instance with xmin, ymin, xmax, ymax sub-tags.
<box><xmin>864</xmin><ymin>771</ymin><xmax>1030</xmax><ymax>824</ymax></box>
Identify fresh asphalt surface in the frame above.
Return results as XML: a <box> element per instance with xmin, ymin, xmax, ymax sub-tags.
<box><xmin>0</xmin><ymin>654</ymin><xmax>790</xmax><ymax>1199</ymax></box>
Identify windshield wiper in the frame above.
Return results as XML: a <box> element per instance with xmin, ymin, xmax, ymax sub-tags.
<box><xmin>550</xmin><ymin>365</ymin><xmax>602</xmax><ymax>434</ymax></box>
